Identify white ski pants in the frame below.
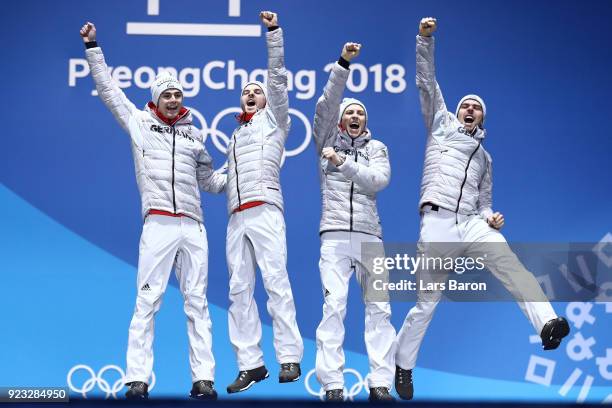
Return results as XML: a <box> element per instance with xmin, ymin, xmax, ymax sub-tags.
<box><xmin>125</xmin><ymin>214</ymin><xmax>215</xmax><ymax>384</ymax></box>
<box><xmin>226</xmin><ymin>203</ymin><xmax>303</xmax><ymax>370</ymax></box>
<box><xmin>316</xmin><ymin>231</ymin><xmax>397</xmax><ymax>391</ymax></box>
<box><xmin>396</xmin><ymin>205</ymin><xmax>557</xmax><ymax>370</ymax></box>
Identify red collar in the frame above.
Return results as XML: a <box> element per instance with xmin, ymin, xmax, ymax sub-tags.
<box><xmin>148</xmin><ymin>101</ymin><xmax>189</xmax><ymax>126</ymax></box>
<box><xmin>237</xmin><ymin>111</ymin><xmax>256</xmax><ymax>123</ymax></box>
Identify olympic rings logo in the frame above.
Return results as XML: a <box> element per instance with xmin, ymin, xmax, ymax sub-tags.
<box><xmin>66</xmin><ymin>364</ymin><xmax>156</xmax><ymax>399</ymax></box>
<box><xmin>304</xmin><ymin>368</ymin><xmax>370</xmax><ymax>401</ymax></box>
<box><xmin>190</xmin><ymin>106</ymin><xmax>312</xmax><ymax>166</ymax></box>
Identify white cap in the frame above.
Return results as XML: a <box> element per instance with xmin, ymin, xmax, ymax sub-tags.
<box><xmin>150</xmin><ymin>72</ymin><xmax>183</xmax><ymax>105</ymax></box>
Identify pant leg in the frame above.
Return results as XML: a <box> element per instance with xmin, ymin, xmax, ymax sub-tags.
<box><xmin>315</xmin><ymin>232</ymin><xmax>353</xmax><ymax>392</ymax></box>
<box><xmin>462</xmin><ymin>217</ymin><xmax>557</xmax><ymax>334</ymax></box>
<box><xmin>175</xmin><ymin>217</ymin><xmax>215</xmax><ymax>382</ymax></box>
<box><xmin>246</xmin><ymin>204</ymin><xmax>303</xmax><ymax>365</ymax></box>
<box><xmin>353</xmin><ymin>233</ymin><xmax>397</xmax><ymax>389</ymax></box>
<box><xmin>227</xmin><ymin>211</ymin><xmax>264</xmax><ymax>370</ymax></box>
<box><xmin>395</xmin><ymin>209</ymin><xmax>457</xmax><ymax>370</ymax></box>
<box><xmin>125</xmin><ymin>215</ymin><xmax>181</xmax><ymax>384</ymax></box>
<box><xmin>394</xmin><ymin>264</ymin><xmax>446</xmax><ymax>370</ymax></box>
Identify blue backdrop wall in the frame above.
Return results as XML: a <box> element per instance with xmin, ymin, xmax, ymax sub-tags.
<box><xmin>1</xmin><ymin>0</ymin><xmax>611</xmax><ymax>402</ymax></box>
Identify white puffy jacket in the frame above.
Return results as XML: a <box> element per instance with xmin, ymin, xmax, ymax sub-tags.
<box><xmin>85</xmin><ymin>47</ymin><xmax>226</xmax><ymax>222</ymax></box>
<box><xmin>313</xmin><ymin>62</ymin><xmax>391</xmax><ymax>238</ymax></box>
<box><xmin>416</xmin><ymin>35</ymin><xmax>493</xmax><ymax>219</ymax></box>
<box><xmin>225</xmin><ymin>28</ymin><xmax>290</xmax><ymax>214</ymax></box>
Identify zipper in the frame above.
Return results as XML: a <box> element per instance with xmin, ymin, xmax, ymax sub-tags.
<box><xmin>171</xmin><ymin>126</ymin><xmax>177</xmax><ymax>213</ymax></box>
<box><xmin>157</xmin><ymin>109</ymin><xmax>188</xmax><ymax>216</ymax></box>
<box><xmin>454</xmin><ymin>140</ymin><xmax>481</xmax><ymax>221</ymax></box>
<box><xmin>349</xmin><ymin>140</ymin><xmax>357</xmax><ymax>231</ymax></box>
<box><xmin>232</xmin><ymin>135</ymin><xmax>241</xmax><ymax>206</ymax></box>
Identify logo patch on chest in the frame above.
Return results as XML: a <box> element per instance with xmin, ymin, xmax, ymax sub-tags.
<box><xmin>334</xmin><ymin>146</ymin><xmax>370</xmax><ymax>162</ymax></box>
<box><xmin>150</xmin><ymin>124</ymin><xmax>196</xmax><ymax>143</ymax></box>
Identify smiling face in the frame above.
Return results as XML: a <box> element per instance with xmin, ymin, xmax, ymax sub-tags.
<box><xmin>241</xmin><ymin>84</ymin><xmax>267</xmax><ymax>114</ymax></box>
<box><xmin>157</xmin><ymin>89</ymin><xmax>183</xmax><ymax>120</ymax></box>
<box><xmin>457</xmin><ymin>99</ymin><xmax>484</xmax><ymax>132</ymax></box>
<box><xmin>340</xmin><ymin>103</ymin><xmax>367</xmax><ymax>138</ymax></box>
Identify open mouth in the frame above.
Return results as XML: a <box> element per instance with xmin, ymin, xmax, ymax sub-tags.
<box><xmin>246</xmin><ymin>100</ymin><xmax>256</xmax><ymax>107</ymax></box>
<box><xmin>464</xmin><ymin>115</ymin><xmax>474</xmax><ymax>124</ymax></box>
<box><xmin>349</xmin><ymin>123</ymin><xmax>360</xmax><ymax>130</ymax></box>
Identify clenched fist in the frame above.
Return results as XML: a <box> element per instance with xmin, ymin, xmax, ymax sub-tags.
<box><xmin>487</xmin><ymin>212</ymin><xmax>505</xmax><ymax>230</ymax></box>
<box><xmin>419</xmin><ymin>17</ymin><xmax>437</xmax><ymax>37</ymax></box>
<box><xmin>80</xmin><ymin>22</ymin><xmax>96</xmax><ymax>43</ymax></box>
<box><xmin>341</xmin><ymin>42</ymin><xmax>361</xmax><ymax>62</ymax></box>
<box><xmin>259</xmin><ymin>11</ymin><xmax>278</xmax><ymax>27</ymax></box>
<box><xmin>322</xmin><ymin>147</ymin><xmax>344</xmax><ymax>167</ymax></box>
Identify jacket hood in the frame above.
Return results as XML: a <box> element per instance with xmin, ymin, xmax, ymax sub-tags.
<box><xmin>472</xmin><ymin>127</ymin><xmax>486</xmax><ymax>140</ymax></box>
<box><xmin>338</xmin><ymin>128</ymin><xmax>371</xmax><ymax>149</ymax></box>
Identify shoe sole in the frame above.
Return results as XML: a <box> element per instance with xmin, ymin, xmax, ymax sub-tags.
<box><xmin>125</xmin><ymin>395</ymin><xmax>148</xmax><ymax>401</ymax></box>
<box><xmin>189</xmin><ymin>393</ymin><xmax>217</xmax><ymax>401</ymax></box>
<box><xmin>279</xmin><ymin>373</ymin><xmax>301</xmax><ymax>383</ymax></box>
<box><xmin>543</xmin><ymin>319</ymin><xmax>570</xmax><ymax>350</ymax></box>
<box><xmin>227</xmin><ymin>372</ymin><xmax>269</xmax><ymax>394</ymax></box>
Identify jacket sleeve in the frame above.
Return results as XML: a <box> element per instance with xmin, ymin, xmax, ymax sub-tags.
<box><xmin>477</xmin><ymin>153</ymin><xmax>493</xmax><ymax>220</ymax></box>
<box><xmin>416</xmin><ymin>35</ymin><xmax>453</xmax><ymax>134</ymax></box>
<box><xmin>196</xmin><ymin>144</ymin><xmax>227</xmax><ymax>194</ymax></box>
<box><xmin>337</xmin><ymin>141</ymin><xmax>391</xmax><ymax>194</ymax></box>
<box><xmin>313</xmin><ymin>63</ymin><xmax>349</xmax><ymax>154</ymax></box>
<box><xmin>85</xmin><ymin>47</ymin><xmax>139</xmax><ymax>134</ymax></box>
<box><xmin>266</xmin><ymin>28</ymin><xmax>290</xmax><ymax>138</ymax></box>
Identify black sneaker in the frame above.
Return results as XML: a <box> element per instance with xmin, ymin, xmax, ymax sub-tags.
<box><xmin>394</xmin><ymin>366</ymin><xmax>413</xmax><ymax>400</ymax></box>
<box><xmin>541</xmin><ymin>317</ymin><xmax>570</xmax><ymax>350</ymax></box>
<box><xmin>369</xmin><ymin>387</ymin><xmax>395</xmax><ymax>402</ymax></box>
<box><xmin>279</xmin><ymin>362</ymin><xmax>301</xmax><ymax>383</ymax></box>
<box><xmin>325</xmin><ymin>389</ymin><xmax>343</xmax><ymax>402</ymax></box>
<box><xmin>226</xmin><ymin>366</ymin><xmax>269</xmax><ymax>393</ymax></box>
<box><xmin>190</xmin><ymin>380</ymin><xmax>217</xmax><ymax>400</ymax></box>
<box><xmin>125</xmin><ymin>381</ymin><xmax>148</xmax><ymax>400</ymax></box>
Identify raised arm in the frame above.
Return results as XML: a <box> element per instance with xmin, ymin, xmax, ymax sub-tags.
<box><xmin>324</xmin><ymin>142</ymin><xmax>391</xmax><ymax>194</ymax></box>
<box><xmin>196</xmin><ymin>143</ymin><xmax>227</xmax><ymax>194</ymax></box>
<box><xmin>261</xmin><ymin>11</ymin><xmax>290</xmax><ymax>136</ymax></box>
<box><xmin>416</xmin><ymin>17</ymin><xmax>453</xmax><ymax>133</ymax></box>
<box><xmin>80</xmin><ymin>22</ymin><xmax>138</xmax><ymax>134</ymax></box>
<box><xmin>313</xmin><ymin>43</ymin><xmax>360</xmax><ymax>154</ymax></box>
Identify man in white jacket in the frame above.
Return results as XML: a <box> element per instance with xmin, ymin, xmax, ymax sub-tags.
<box><xmin>312</xmin><ymin>42</ymin><xmax>396</xmax><ymax>402</ymax></box>
<box><xmin>80</xmin><ymin>22</ymin><xmax>226</xmax><ymax>400</ymax></box>
<box><xmin>394</xmin><ymin>17</ymin><xmax>570</xmax><ymax>400</ymax></box>
<box><xmin>224</xmin><ymin>11</ymin><xmax>303</xmax><ymax>394</ymax></box>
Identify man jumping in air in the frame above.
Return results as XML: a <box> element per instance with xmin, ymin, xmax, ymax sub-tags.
<box><xmin>312</xmin><ymin>42</ymin><xmax>396</xmax><ymax>402</ymax></box>
<box><xmin>394</xmin><ymin>17</ymin><xmax>570</xmax><ymax>400</ymax></box>
<box><xmin>224</xmin><ymin>11</ymin><xmax>304</xmax><ymax>394</ymax></box>
<box><xmin>80</xmin><ymin>22</ymin><xmax>226</xmax><ymax>400</ymax></box>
